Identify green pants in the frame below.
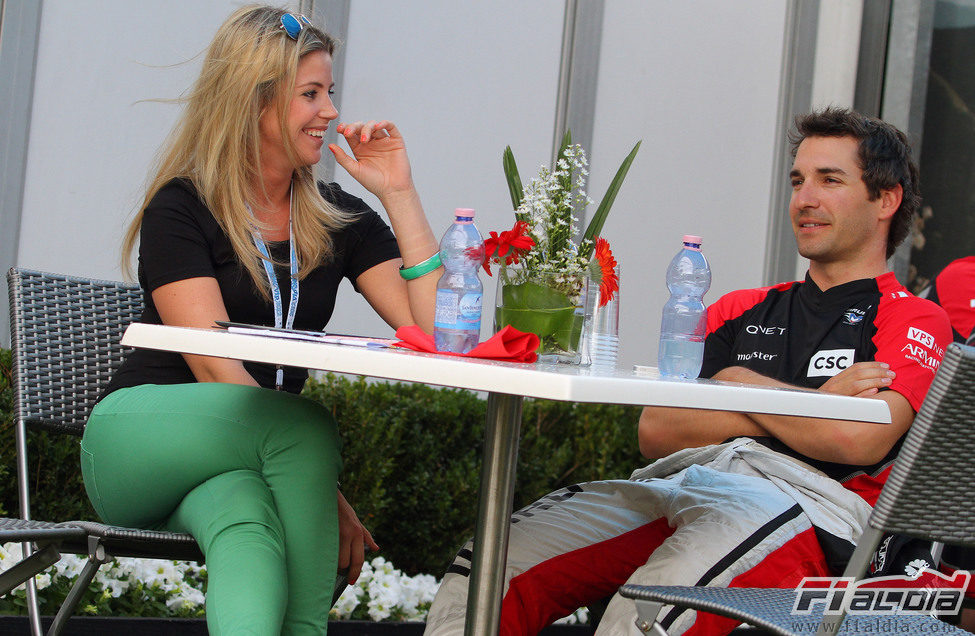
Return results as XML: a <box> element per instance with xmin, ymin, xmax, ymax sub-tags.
<box><xmin>81</xmin><ymin>383</ymin><xmax>341</xmax><ymax>635</ymax></box>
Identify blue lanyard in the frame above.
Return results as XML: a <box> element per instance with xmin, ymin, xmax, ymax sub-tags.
<box><xmin>248</xmin><ymin>187</ymin><xmax>299</xmax><ymax>390</ymax></box>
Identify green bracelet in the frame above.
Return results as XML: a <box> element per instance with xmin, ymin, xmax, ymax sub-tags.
<box><xmin>399</xmin><ymin>252</ymin><xmax>442</xmax><ymax>280</ymax></box>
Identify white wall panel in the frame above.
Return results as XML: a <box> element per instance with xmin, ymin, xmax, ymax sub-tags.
<box><xmin>18</xmin><ymin>1</ymin><xmax>241</xmax><ymax>280</ymax></box>
<box><xmin>324</xmin><ymin>0</ymin><xmax>564</xmax><ymax>339</ymax></box>
<box><xmin>17</xmin><ymin>1</ymin><xmax>794</xmax><ymax>369</ymax></box>
<box><xmin>590</xmin><ymin>0</ymin><xmax>788</xmax><ymax>368</ymax></box>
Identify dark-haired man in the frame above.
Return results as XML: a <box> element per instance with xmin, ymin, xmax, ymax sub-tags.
<box><xmin>425</xmin><ymin>108</ymin><xmax>952</xmax><ymax>636</ymax></box>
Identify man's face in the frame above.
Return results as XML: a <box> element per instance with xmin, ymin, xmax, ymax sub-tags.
<box><xmin>789</xmin><ymin>135</ymin><xmax>885</xmax><ymax>266</ymax></box>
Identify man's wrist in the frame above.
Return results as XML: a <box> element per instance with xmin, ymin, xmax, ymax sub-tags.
<box><xmin>713</xmin><ymin>366</ymin><xmax>752</xmax><ymax>383</ymax></box>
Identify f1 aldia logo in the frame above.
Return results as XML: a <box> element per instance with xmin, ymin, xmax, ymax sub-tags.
<box><xmin>792</xmin><ymin>569</ymin><xmax>971</xmax><ymax>616</ymax></box>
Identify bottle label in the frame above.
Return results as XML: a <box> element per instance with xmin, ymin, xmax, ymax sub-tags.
<box><xmin>458</xmin><ymin>293</ymin><xmax>482</xmax><ymax>326</ymax></box>
<box><xmin>434</xmin><ymin>291</ymin><xmax>482</xmax><ymax>330</ymax></box>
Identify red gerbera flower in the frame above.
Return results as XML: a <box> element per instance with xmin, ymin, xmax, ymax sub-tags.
<box><xmin>594</xmin><ymin>237</ymin><xmax>618</xmax><ymax>306</ymax></box>
<box><xmin>482</xmin><ymin>220</ymin><xmax>535</xmax><ymax>276</ymax></box>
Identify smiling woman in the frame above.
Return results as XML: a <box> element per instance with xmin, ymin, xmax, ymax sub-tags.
<box><xmin>257</xmin><ymin>50</ymin><xmax>338</xmax><ymax>191</ymax></box>
<box><xmin>78</xmin><ymin>5</ymin><xmax>441</xmax><ymax>635</ymax></box>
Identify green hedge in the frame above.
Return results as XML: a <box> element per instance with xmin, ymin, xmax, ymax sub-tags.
<box><xmin>0</xmin><ymin>351</ymin><xmax>642</xmax><ymax>576</ymax></box>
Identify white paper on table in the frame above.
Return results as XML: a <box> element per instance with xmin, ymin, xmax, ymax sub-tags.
<box><xmin>214</xmin><ymin>321</ymin><xmax>395</xmax><ymax>348</ymax></box>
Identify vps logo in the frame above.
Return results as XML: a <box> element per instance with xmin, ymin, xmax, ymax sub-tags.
<box><xmin>807</xmin><ymin>349</ymin><xmax>855</xmax><ymax>377</ymax></box>
<box><xmin>907</xmin><ymin>327</ymin><xmax>935</xmax><ymax>348</ymax></box>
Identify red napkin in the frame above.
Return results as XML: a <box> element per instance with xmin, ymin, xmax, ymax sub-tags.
<box><xmin>393</xmin><ymin>325</ymin><xmax>539</xmax><ymax>363</ymax></box>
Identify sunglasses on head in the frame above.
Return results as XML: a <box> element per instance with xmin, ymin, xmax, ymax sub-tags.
<box><xmin>280</xmin><ymin>13</ymin><xmax>311</xmax><ymax>40</ymax></box>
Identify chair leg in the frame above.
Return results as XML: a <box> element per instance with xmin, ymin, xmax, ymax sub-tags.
<box><xmin>633</xmin><ymin>598</ymin><xmax>670</xmax><ymax>635</ymax></box>
<box><xmin>331</xmin><ymin>573</ymin><xmax>348</xmax><ymax>608</ymax></box>
<box><xmin>46</xmin><ymin>538</ymin><xmax>112</xmax><ymax>636</ymax></box>
<box><xmin>27</xmin><ymin>577</ymin><xmax>44</xmax><ymax>636</ymax></box>
<box><xmin>15</xmin><ymin>420</ymin><xmax>43</xmax><ymax>636</ymax></box>
<box><xmin>0</xmin><ymin>543</ymin><xmax>61</xmax><ymax>596</ymax></box>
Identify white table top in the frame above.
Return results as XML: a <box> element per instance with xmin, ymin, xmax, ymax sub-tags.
<box><xmin>121</xmin><ymin>323</ymin><xmax>892</xmax><ymax>424</ymax></box>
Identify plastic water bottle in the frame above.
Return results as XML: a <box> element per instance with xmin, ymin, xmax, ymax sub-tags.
<box><xmin>658</xmin><ymin>235</ymin><xmax>711</xmax><ymax>378</ymax></box>
<box><xmin>434</xmin><ymin>208</ymin><xmax>485</xmax><ymax>353</ymax></box>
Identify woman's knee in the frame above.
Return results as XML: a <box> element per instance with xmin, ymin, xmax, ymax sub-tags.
<box><xmin>268</xmin><ymin>396</ymin><xmax>342</xmax><ymax>466</ymax></box>
<box><xmin>170</xmin><ymin>470</ymin><xmax>286</xmax><ymax>555</ymax></box>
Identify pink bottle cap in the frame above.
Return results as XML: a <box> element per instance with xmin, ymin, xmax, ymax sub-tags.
<box><xmin>682</xmin><ymin>234</ymin><xmax>702</xmax><ymax>244</ymax></box>
<box><xmin>455</xmin><ymin>208</ymin><xmax>476</xmax><ymax>218</ymax></box>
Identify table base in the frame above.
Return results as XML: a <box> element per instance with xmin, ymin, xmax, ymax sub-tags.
<box><xmin>465</xmin><ymin>392</ymin><xmax>524</xmax><ymax>635</ymax></box>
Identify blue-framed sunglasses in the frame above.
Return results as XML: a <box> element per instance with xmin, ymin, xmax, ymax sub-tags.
<box><xmin>280</xmin><ymin>13</ymin><xmax>312</xmax><ymax>40</ymax></box>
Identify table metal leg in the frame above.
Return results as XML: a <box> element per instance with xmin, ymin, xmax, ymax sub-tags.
<box><xmin>464</xmin><ymin>392</ymin><xmax>524</xmax><ymax>636</ymax></box>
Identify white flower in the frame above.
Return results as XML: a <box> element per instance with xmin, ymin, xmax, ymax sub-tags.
<box><xmin>0</xmin><ymin>542</ymin><xmax>23</xmax><ymax>567</ymax></box>
<box><xmin>0</xmin><ymin>543</ymin><xmax>442</xmax><ymax>623</ymax></box>
<box><xmin>54</xmin><ymin>554</ymin><xmax>87</xmax><ymax>580</ymax></box>
<box><xmin>166</xmin><ymin>585</ymin><xmax>205</xmax><ymax>610</ymax></box>
<box><xmin>331</xmin><ymin>584</ymin><xmax>362</xmax><ymax>618</ymax></box>
<box><xmin>33</xmin><ymin>572</ymin><xmax>52</xmax><ymax>590</ymax></box>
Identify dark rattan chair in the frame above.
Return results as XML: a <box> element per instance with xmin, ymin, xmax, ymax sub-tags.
<box><xmin>619</xmin><ymin>342</ymin><xmax>975</xmax><ymax>635</ymax></box>
<box><xmin>0</xmin><ymin>268</ymin><xmax>202</xmax><ymax>636</ymax></box>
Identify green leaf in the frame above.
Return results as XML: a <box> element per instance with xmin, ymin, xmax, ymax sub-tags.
<box><xmin>587</xmin><ymin>258</ymin><xmax>604</xmax><ymax>284</ymax></box>
<box><xmin>580</xmin><ymin>140</ymin><xmax>642</xmax><ymax>258</ymax></box>
<box><xmin>502</xmin><ymin>146</ymin><xmax>523</xmax><ymax>212</ymax></box>
<box><xmin>501</xmin><ymin>280</ymin><xmax>572</xmax><ymax>310</ymax></box>
<box><xmin>555</xmin><ymin>129</ymin><xmax>572</xmax><ymax>167</ymax></box>
<box><xmin>496</xmin><ymin>280</ymin><xmax>580</xmax><ymax>342</ymax></box>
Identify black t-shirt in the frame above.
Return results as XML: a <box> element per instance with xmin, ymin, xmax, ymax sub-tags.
<box><xmin>702</xmin><ymin>272</ymin><xmax>951</xmax><ymax>505</ymax></box>
<box><xmin>104</xmin><ymin>178</ymin><xmax>400</xmax><ymax>396</ymax></box>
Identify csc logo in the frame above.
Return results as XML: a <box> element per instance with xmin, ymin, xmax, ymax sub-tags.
<box><xmin>807</xmin><ymin>349</ymin><xmax>855</xmax><ymax>377</ymax></box>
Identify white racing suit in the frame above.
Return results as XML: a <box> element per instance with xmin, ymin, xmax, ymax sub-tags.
<box><xmin>424</xmin><ymin>438</ymin><xmax>873</xmax><ymax>635</ymax></box>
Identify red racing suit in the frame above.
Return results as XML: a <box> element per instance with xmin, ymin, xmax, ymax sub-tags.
<box><xmin>424</xmin><ymin>272</ymin><xmax>952</xmax><ymax>636</ymax></box>
<box><xmin>920</xmin><ymin>257</ymin><xmax>975</xmax><ymax>594</ymax></box>
<box><xmin>920</xmin><ymin>256</ymin><xmax>975</xmax><ymax>344</ymax></box>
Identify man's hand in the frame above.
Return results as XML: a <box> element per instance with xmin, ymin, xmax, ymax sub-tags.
<box><xmin>820</xmin><ymin>362</ymin><xmax>895</xmax><ymax>397</ymax></box>
<box><xmin>337</xmin><ymin>489</ymin><xmax>379</xmax><ymax>583</ymax></box>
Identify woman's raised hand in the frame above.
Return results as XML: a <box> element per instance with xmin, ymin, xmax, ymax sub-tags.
<box><xmin>329</xmin><ymin>120</ymin><xmax>415</xmax><ymax>203</ymax></box>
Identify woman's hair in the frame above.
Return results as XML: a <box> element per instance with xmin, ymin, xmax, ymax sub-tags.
<box><xmin>123</xmin><ymin>4</ymin><xmax>352</xmax><ymax>297</ymax></box>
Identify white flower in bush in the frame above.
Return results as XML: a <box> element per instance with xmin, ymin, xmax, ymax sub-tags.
<box><xmin>0</xmin><ymin>545</ymin><xmax>461</xmax><ymax>622</ymax></box>
<box><xmin>0</xmin><ymin>545</ymin><xmax>589</xmax><ymax>625</ymax></box>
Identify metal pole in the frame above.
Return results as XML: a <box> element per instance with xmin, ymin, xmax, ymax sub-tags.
<box><xmin>464</xmin><ymin>392</ymin><xmax>523</xmax><ymax>636</ymax></box>
<box><xmin>15</xmin><ymin>418</ymin><xmax>42</xmax><ymax>636</ymax></box>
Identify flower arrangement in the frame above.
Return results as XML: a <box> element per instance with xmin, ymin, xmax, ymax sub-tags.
<box><xmin>487</xmin><ymin>132</ymin><xmax>639</xmax><ymax>361</ymax></box>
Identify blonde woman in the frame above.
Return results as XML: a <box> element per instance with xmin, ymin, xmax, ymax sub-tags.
<box><xmin>80</xmin><ymin>6</ymin><xmax>440</xmax><ymax>634</ymax></box>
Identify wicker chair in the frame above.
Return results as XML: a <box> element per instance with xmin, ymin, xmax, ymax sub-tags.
<box><xmin>619</xmin><ymin>342</ymin><xmax>975</xmax><ymax>635</ymax></box>
<box><xmin>0</xmin><ymin>268</ymin><xmax>203</xmax><ymax>635</ymax></box>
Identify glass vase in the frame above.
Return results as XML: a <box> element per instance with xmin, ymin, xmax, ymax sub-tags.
<box><xmin>581</xmin><ymin>264</ymin><xmax>620</xmax><ymax>369</ymax></box>
<box><xmin>494</xmin><ymin>266</ymin><xmax>589</xmax><ymax>364</ymax></box>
